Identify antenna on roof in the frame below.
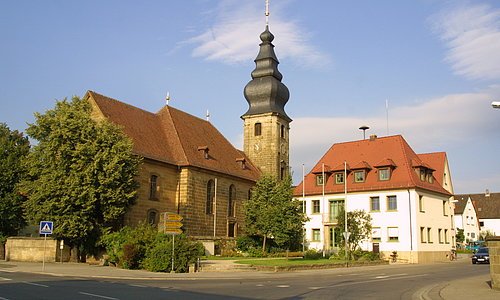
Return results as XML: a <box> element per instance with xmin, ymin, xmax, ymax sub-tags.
<box><xmin>165</xmin><ymin>91</ymin><xmax>171</xmax><ymax>106</ymax></box>
<box><xmin>385</xmin><ymin>99</ymin><xmax>389</xmax><ymax>135</ymax></box>
<box><xmin>265</xmin><ymin>0</ymin><xmax>270</xmax><ymax>26</ymax></box>
<box><xmin>206</xmin><ymin>110</ymin><xmax>210</xmax><ymax>122</ymax></box>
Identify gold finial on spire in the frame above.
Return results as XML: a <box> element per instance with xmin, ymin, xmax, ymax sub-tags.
<box><xmin>165</xmin><ymin>91</ymin><xmax>170</xmax><ymax>106</ymax></box>
<box><xmin>265</xmin><ymin>0</ymin><xmax>270</xmax><ymax>26</ymax></box>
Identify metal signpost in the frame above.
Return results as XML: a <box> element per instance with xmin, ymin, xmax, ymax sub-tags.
<box><xmin>161</xmin><ymin>213</ymin><xmax>183</xmax><ymax>272</ymax></box>
<box><xmin>39</xmin><ymin>221</ymin><xmax>53</xmax><ymax>271</ymax></box>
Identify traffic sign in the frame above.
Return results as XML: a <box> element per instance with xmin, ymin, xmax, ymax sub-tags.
<box><xmin>165</xmin><ymin>213</ymin><xmax>183</xmax><ymax>221</ymax></box>
<box><xmin>164</xmin><ymin>221</ymin><xmax>183</xmax><ymax>229</ymax></box>
<box><xmin>39</xmin><ymin>221</ymin><xmax>53</xmax><ymax>235</ymax></box>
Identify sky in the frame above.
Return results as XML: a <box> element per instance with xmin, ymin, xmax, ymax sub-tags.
<box><xmin>1</xmin><ymin>0</ymin><xmax>499</xmax><ymax>194</ymax></box>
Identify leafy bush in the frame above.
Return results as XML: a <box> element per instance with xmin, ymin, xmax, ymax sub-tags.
<box><xmin>142</xmin><ymin>235</ymin><xmax>204</xmax><ymax>273</ymax></box>
<box><xmin>100</xmin><ymin>223</ymin><xmax>163</xmax><ymax>268</ymax></box>
<box><xmin>304</xmin><ymin>249</ymin><xmax>322</xmax><ymax>260</ymax></box>
<box><xmin>236</xmin><ymin>235</ymin><xmax>261</xmax><ymax>252</ymax></box>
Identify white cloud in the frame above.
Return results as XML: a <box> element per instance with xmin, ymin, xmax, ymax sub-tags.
<box><xmin>185</xmin><ymin>0</ymin><xmax>330</xmax><ymax>67</ymax></box>
<box><xmin>430</xmin><ymin>3</ymin><xmax>500</xmax><ymax>81</ymax></box>
<box><xmin>289</xmin><ymin>92</ymin><xmax>500</xmax><ymax>183</ymax></box>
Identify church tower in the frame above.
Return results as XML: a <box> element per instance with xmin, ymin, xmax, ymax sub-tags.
<box><xmin>242</xmin><ymin>23</ymin><xmax>291</xmax><ymax>180</ymax></box>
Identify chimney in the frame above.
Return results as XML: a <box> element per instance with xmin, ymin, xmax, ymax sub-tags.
<box><xmin>369</xmin><ymin>134</ymin><xmax>377</xmax><ymax>141</ymax></box>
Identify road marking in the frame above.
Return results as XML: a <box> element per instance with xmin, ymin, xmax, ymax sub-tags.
<box><xmin>330</xmin><ymin>274</ymin><xmax>428</xmax><ymax>288</ymax></box>
<box><xmin>79</xmin><ymin>292</ymin><xmax>119</xmax><ymax>300</ymax></box>
<box><xmin>276</xmin><ymin>285</ymin><xmax>290</xmax><ymax>288</ymax></box>
<box><xmin>256</xmin><ymin>284</ymin><xmax>264</xmax><ymax>287</ymax></box>
<box><xmin>0</xmin><ymin>296</ymin><xmax>11</xmax><ymax>300</ymax></box>
<box><xmin>375</xmin><ymin>275</ymin><xmax>390</xmax><ymax>279</ymax></box>
<box><xmin>129</xmin><ymin>284</ymin><xmax>147</xmax><ymax>288</ymax></box>
<box><xmin>22</xmin><ymin>282</ymin><xmax>49</xmax><ymax>288</ymax></box>
<box><xmin>0</xmin><ymin>277</ymin><xmax>12</xmax><ymax>281</ymax></box>
<box><xmin>309</xmin><ymin>287</ymin><xmax>323</xmax><ymax>290</ymax></box>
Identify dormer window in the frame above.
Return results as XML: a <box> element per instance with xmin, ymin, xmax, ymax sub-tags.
<box><xmin>236</xmin><ymin>158</ymin><xmax>246</xmax><ymax>169</ymax></box>
<box><xmin>419</xmin><ymin>168</ymin><xmax>426</xmax><ymax>181</ymax></box>
<box><xmin>378</xmin><ymin>168</ymin><xmax>390</xmax><ymax>181</ymax></box>
<box><xmin>316</xmin><ymin>174</ymin><xmax>324</xmax><ymax>186</ymax></box>
<box><xmin>197</xmin><ymin>146</ymin><xmax>209</xmax><ymax>159</ymax></box>
<box><xmin>335</xmin><ymin>173</ymin><xmax>344</xmax><ymax>184</ymax></box>
<box><xmin>354</xmin><ymin>170</ymin><xmax>365</xmax><ymax>183</ymax></box>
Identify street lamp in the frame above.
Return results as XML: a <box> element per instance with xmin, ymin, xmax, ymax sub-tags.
<box><xmin>492</xmin><ymin>101</ymin><xmax>500</xmax><ymax>109</ymax></box>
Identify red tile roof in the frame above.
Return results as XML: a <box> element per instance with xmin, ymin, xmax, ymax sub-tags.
<box><xmin>293</xmin><ymin>135</ymin><xmax>452</xmax><ymax>197</ymax></box>
<box><xmin>86</xmin><ymin>91</ymin><xmax>260</xmax><ymax>182</ymax></box>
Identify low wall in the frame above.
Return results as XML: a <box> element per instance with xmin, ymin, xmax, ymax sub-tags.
<box><xmin>5</xmin><ymin>237</ymin><xmax>70</xmax><ymax>262</ymax></box>
<box><xmin>487</xmin><ymin>236</ymin><xmax>500</xmax><ymax>290</ymax></box>
<box><xmin>380</xmin><ymin>250</ymin><xmax>451</xmax><ymax>264</ymax></box>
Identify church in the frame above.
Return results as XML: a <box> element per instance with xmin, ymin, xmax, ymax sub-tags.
<box><xmin>85</xmin><ymin>24</ymin><xmax>291</xmax><ymax>252</ymax></box>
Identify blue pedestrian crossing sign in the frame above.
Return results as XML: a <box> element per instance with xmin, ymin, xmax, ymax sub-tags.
<box><xmin>39</xmin><ymin>221</ymin><xmax>53</xmax><ymax>235</ymax></box>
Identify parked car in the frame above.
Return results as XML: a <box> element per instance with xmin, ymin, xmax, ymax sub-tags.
<box><xmin>471</xmin><ymin>247</ymin><xmax>489</xmax><ymax>264</ymax></box>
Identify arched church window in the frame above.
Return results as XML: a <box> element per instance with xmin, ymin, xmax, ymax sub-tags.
<box><xmin>206</xmin><ymin>180</ymin><xmax>215</xmax><ymax>214</ymax></box>
<box><xmin>228</xmin><ymin>185</ymin><xmax>236</xmax><ymax>217</ymax></box>
<box><xmin>147</xmin><ymin>209</ymin><xmax>158</xmax><ymax>226</ymax></box>
<box><xmin>149</xmin><ymin>175</ymin><xmax>158</xmax><ymax>200</ymax></box>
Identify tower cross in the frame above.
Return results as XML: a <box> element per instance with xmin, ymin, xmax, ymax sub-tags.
<box><xmin>265</xmin><ymin>0</ymin><xmax>270</xmax><ymax>26</ymax></box>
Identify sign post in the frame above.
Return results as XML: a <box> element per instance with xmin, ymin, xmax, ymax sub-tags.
<box><xmin>39</xmin><ymin>221</ymin><xmax>54</xmax><ymax>271</ymax></box>
<box><xmin>161</xmin><ymin>213</ymin><xmax>183</xmax><ymax>272</ymax></box>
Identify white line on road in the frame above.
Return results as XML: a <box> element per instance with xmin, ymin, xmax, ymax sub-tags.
<box><xmin>0</xmin><ymin>296</ymin><xmax>11</xmax><ymax>300</ymax></box>
<box><xmin>276</xmin><ymin>285</ymin><xmax>290</xmax><ymax>288</ymax></box>
<box><xmin>22</xmin><ymin>282</ymin><xmax>49</xmax><ymax>288</ymax></box>
<box><xmin>331</xmin><ymin>274</ymin><xmax>428</xmax><ymax>288</ymax></box>
<box><xmin>79</xmin><ymin>292</ymin><xmax>119</xmax><ymax>300</ymax></box>
<box><xmin>375</xmin><ymin>275</ymin><xmax>390</xmax><ymax>279</ymax></box>
<box><xmin>129</xmin><ymin>284</ymin><xmax>147</xmax><ymax>288</ymax></box>
<box><xmin>0</xmin><ymin>277</ymin><xmax>12</xmax><ymax>281</ymax></box>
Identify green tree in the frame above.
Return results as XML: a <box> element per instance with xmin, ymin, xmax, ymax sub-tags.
<box><xmin>20</xmin><ymin>97</ymin><xmax>141</xmax><ymax>260</ymax></box>
<box><xmin>244</xmin><ymin>175</ymin><xmax>307</xmax><ymax>253</ymax></box>
<box><xmin>336</xmin><ymin>208</ymin><xmax>372</xmax><ymax>256</ymax></box>
<box><xmin>455</xmin><ymin>228</ymin><xmax>465</xmax><ymax>244</ymax></box>
<box><xmin>0</xmin><ymin>123</ymin><xmax>30</xmax><ymax>241</ymax></box>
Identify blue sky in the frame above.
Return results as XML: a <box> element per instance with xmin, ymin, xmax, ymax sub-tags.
<box><xmin>1</xmin><ymin>0</ymin><xmax>499</xmax><ymax>194</ymax></box>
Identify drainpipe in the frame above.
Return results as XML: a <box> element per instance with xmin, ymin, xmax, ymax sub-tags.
<box><xmin>408</xmin><ymin>189</ymin><xmax>413</xmax><ymax>262</ymax></box>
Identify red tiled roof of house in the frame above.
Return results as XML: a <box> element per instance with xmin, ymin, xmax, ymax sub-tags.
<box><xmin>86</xmin><ymin>91</ymin><xmax>260</xmax><ymax>182</ymax></box>
<box><xmin>293</xmin><ymin>135</ymin><xmax>452</xmax><ymax>197</ymax></box>
<box><xmin>455</xmin><ymin>192</ymin><xmax>500</xmax><ymax>219</ymax></box>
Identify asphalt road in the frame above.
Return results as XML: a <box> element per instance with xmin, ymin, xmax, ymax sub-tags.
<box><xmin>0</xmin><ymin>259</ymin><xmax>490</xmax><ymax>300</ymax></box>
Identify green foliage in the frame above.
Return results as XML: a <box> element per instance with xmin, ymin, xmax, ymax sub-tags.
<box><xmin>19</xmin><ymin>97</ymin><xmax>141</xmax><ymax>255</ymax></box>
<box><xmin>455</xmin><ymin>228</ymin><xmax>465</xmax><ymax>243</ymax></box>
<box><xmin>101</xmin><ymin>224</ymin><xmax>204</xmax><ymax>272</ymax></box>
<box><xmin>336</xmin><ymin>208</ymin><xmax>372</xmax><ymax>255</ymax></box>
<box><xmin>100</xmin><ymin>223</ymin><xmax>158</xmax><ymax>268</ymax></box>
<box><xmin>303</xmin><ymin>249</ymin><xmax>322</xmax><ymax>260</ymax></box>
<box><xmin>236</xmin><ymin>235</ymin><xmax>261</xmax><ymax>252</ymax></box>
<box><xmin>0</xmin><ymin>123</ymin><xmax>30</xmax><ymax>239</ymax></box>
<box><xmin>244</xmin><ymin>175</ymin><xmax>308</xmax><ymax>253</ymax></box>
<box><xmin>142</xmin><ymin>235</ymin><xmax>204</xmax><ymax>273</ymax></box>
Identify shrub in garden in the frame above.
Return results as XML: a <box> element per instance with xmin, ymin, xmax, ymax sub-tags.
<box><xmin>304</xmin><ymin>249</ymin><xmax>322</xmax><ymax>260</ymax></box>
<box><xmin>142</xmin><ymin>235</ymin><xmax>204</xmax><ymax>272</ymax></box>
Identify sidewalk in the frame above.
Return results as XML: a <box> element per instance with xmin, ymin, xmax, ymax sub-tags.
<box><xmin>1</xmin><ymin>259</ymin><xmax>499</xmax><ymax>299</ymax></box>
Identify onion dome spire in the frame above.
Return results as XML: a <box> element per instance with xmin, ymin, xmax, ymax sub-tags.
<box><xmin>242</xmin><ymin>25</ymin><xmax>291</xmax><ymax>122</ymax></box>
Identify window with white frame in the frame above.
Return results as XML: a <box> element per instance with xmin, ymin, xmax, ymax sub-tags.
<box><xmin>370</xmin><ymin>196</ymin><xmax>380</xmax><ymax>211</ymax></box>
<box><xmin>419</xmin><ymin>195</ymin><xmax>425</xmax><ymax>212</ymax></box>
<box><xmin>312</xmin><ymin>200</ymin><xmax>320</xmax><ymax>214</ymax></box>
<box><xmin>335</xmin><ymin>173</ymin><xmax>344</xmax><ymax>184</ymax></box>
<box><xmin>427</xmin><ymin>227</ymin><xmax>432</xmax><ymax>243</ymax></box>
<box><xmin>354</xmin><ymin>170</ymin><xmax>365</xmax><ymax>183</ymax></box>
<box><xmin>387</xmin><ymin>195</ymin><xmax>397</xmax><ymax>211</ymax></box>
<box><xmin>445</xmin><ymin>229</ymin><xmax>449</xmax><ymax>243</ymax></box>
<box><xmin>420</xmin><ymin>227</ymin><xmax>426</xmax><ymax>243</ymax></box>
<box><xmin>312</xmin><ymin>229</ymin><xmax>321</xmax><ymax>241</ymax></box>
<box><xmin>387</xmin><ymin>227</ymin><xmax>399</xmax><ymax>242</ymax></box>
<box><xmin>316</xmin><ymin>175</ymin><xmax>324</xmax><ymax>186</ymax></box>
<box><xmin>438</xmin><ymin>228</ymin><xmax>443</xmax><ymax>243</ymax></box>
<box><xmin>378</xmin><ymin>168</ymin><xmax>390</xmax><ymax>181</ymax></box>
